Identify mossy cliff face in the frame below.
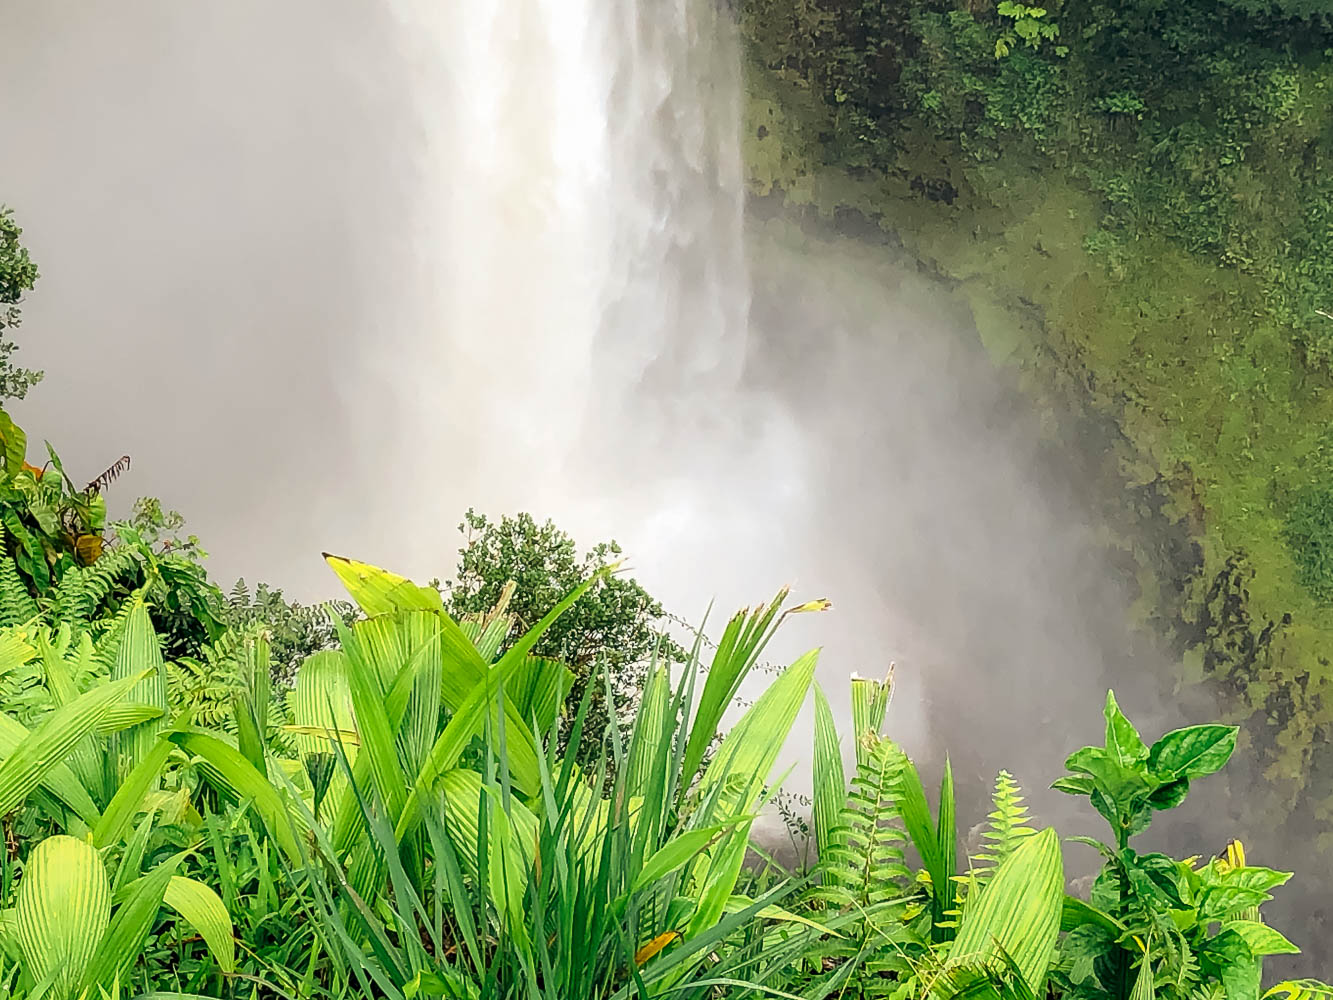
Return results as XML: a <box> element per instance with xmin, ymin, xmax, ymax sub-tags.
<box><xmin>736</xmin><ymin>4</ymin><xmax>1333</xmax><ymax>847</ymax></box>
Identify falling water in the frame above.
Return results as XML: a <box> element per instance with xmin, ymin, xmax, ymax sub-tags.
<box><xmin>372</xmin><ymin>0</ymin><xmax>811</xmax><ymax>637</ymax></box>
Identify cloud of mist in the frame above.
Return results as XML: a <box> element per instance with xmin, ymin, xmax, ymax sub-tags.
<box><xmin>1</xmin><ymin>0</ymin><xmax>1248</xmax><ymax>887</ymax></box>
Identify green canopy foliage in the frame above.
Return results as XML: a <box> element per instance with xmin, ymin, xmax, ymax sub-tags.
<box><xmin>0</xmin><ymin>207</ymin><xmax>41</xmax><ymax>402</ymax></box>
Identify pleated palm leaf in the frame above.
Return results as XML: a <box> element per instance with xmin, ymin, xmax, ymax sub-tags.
<box><xmin>276</xmin><ymin>558</ymin><xmax>830</xmax><ymax>998</ymax></box>
<box><xmin>1</xmin><ymin>834</ymin><xmax>233</xmax><ymax>1000</ymax></box>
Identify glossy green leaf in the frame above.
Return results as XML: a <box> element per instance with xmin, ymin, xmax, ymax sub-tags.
<box><xmin>1147</xmin><ymin>724</ymin><xmax>1238</xmax><ymax>781</ymax></box>
<box><xmin>1103</xmin><ymin>690</ymin><xmax>1147</xmax><ymax>766</ymax></box>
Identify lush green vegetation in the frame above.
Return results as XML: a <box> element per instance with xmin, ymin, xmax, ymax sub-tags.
<box><xmin>0</xmin><ymin>396</ymin><xmax>1326</xmax><ymax>997</ymax></box>
<box><xmin>8</xmin><ymin>6</ymin><xmax>1333</xmax><ymax>987</ymax></box>
<box><xmin>738</xmin><ymin>0</ymin><xmax>1333</xmax><ymax>848</ymax></box>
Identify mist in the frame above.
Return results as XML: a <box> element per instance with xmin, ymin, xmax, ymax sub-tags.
<box><xmin>1</xmin><ymin>0</ymin><xmax>1229</xmax><ymax>875</ymax></box>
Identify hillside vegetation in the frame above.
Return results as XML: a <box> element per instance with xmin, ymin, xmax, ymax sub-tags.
<box><xmin>739</xmin><ymin>0</ymin><xmax>1333</xmax><ymax>840</ymax></box>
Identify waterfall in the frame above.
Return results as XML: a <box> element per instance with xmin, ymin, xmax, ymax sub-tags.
<box><xmin>378</xmin><ymin>0</ymin><xmax>806</xmax><ymax>632</ymax></box>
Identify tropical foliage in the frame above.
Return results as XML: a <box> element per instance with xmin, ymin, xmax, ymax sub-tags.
<box><xmin>0</xmin><ymin>230</ymin><xmax>1327</xmax><ymax>994</ymax></box>
<box><xmin>0</xmin><ymin>457</ymin><xmax>1325</xmax><ymax>997</ymax></box>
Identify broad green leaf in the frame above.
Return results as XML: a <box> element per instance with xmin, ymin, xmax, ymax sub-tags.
<box><xmin>722</xmin><ymin>895</ymin><xmax>842</xmax><ymax>936</ymax></box>
<box><xmin>1129</xmin><ymin>949</ymin><xmax>1155</xmax><ymax>1000</ymax></box>
<box><xmin>341</xmin><ymin>618</ymin><xmax>409</xmax><ymax>822</ymax></box>
<box><xmin>163</xmin><ymin>876</ymin><xmax>236</xmax><ymax>973</ymax></box>
<box><xmin>507</xmin><ymin>655</ymin><xmax>575</xmax><ymax>737</ymax></box>
<box><xmin>680</xmin><ymin>590</ymin><xmax>788</xmax><ymax>789</ymax></box>
<box><xmin>96</xmin><ymin>702</ymin><xmax>165</xmax><ymax>736</ymax></box>
<box><xmin>1051</xmin><ymin>775</ymin><xmax>1094</xmax><ymax>796</ymax></box>
<box><xmin>1223</xmin><ymin>920</ymin><xmax>1300</xmax><ymax>956</ymax></box>
<box><xmin>1265</xmin><ymin>982</ymin><xmax>1333</xmax><ymax>1000</ymax></box>
<box><xmin>84</xmin><ymin>850</ymin><xmax>187</xmax><ymax>992</ymax></box>
<box><xmin>15</xmin><ymin>835</ymin><xmax>110</xmax><ymax>1000</ymax></box>
<box><xmin>437</xmin><ymin>770</ymin><xmax>538</xmax><ymax>882</ymax></box>
<box><xmin>632</xmin><ymin>823</ymin><xmax>743</xmax><ymax>894</ymax></box>
<box><xmin>108</xmin><ymin>599</ymin><xmax>168</xmax><ymax>786</ymax></box>
<box><xmin>233</xmin><ymin>634</ymin><xmax>272</xmax><ymax>776</ymax></box>
<box><xmin>1207</xmin><ymin>927</ymin><xmax>1261</xmax><ymax>1000</ymax></box>
<box><xmin>689</xmin><ymin>647</ymin><xmax>816</xmax><ymax>939</ymax></box>
<box><xmin>850</xmin><ymin>669</ymin><xmax>892</xmax><ymax>768</ymax></box>
<box><xmin>697</xmin><ymin>648</ymin><xmax>817</xmax><ymax>814</ymax></box>
<box><xmin>1103</xmin><ymin>691</ymin><xmax>1147</xmax><ymax>766</ymax></box>
<box><xmin>290</xmin><ymin>650</ymin><xmax>355</xmax><ymax>750</ymax></box>
<box><xmin>0</xmin><ymin>409</ymin><xmax>27</xmax><ymax>476</ymax></box>
<box><xmin>1222</xmin><ymin>866</ymin><xmax>1293</xmax><ymax>894</ymax></box>
<box><xmin>936</xmin><ymin>757</ymin><xmax>957</xmax><ymax>939</ymax></box>
<box><xmin>899</xmin><ymin>755</ymin><xmax>941</xmax><ymax>884</ymax></box>
<box><xmin>948</xmin><ymin>827</ymin><xmax>1063</xmax><ymax>993</ymax></box>
<box><xmin>1147</xmin><ymin>724</ymin><xmax>1237</xmax><ymax>781</ymax></box>
<box><xmin>1060</xmin><ymin>895</ymin><xmax>1125</xmax><ymax>935</ymax></box>
<box><xmin>0</xmin><ymin>714</ymin><xmax>100</xmax><ymax>828</ymax></box>
<box><xmin>625</xmin><ymin>664</ymin><xmax>671</xmax><ymax>803</ymax></box>
<box><xmin>1147</xmin><ymin>778</ymin><xmax>1189</xmax><ymax>810</ymax></box>
<box><xmin>0</xmin><ymin>626</ymin><xmax>35</xmax><ymax>675</ymax></box>
<box><xmin>1068</xmin><ymin>750</ymin><xmax>1153</xmax><ymax>816</ymax></box>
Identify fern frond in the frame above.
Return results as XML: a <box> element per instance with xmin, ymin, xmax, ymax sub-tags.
<box><xmin>818</xmin><ymin>732</ymin><xmax>914</xmax><ymax>916</ymax></box>
<box><xmin>970</xmin><ymin>770</ymin><xmax>1034</xmax><ymax>888</ymax></box>
<box><xmin>45</xmin><ymin>545</ymin><xmax>140</xmax><ymax>625</ymax></box>
<box><xmin>1266</xmin><ymin>983</ymin><xmax>1333</xmax><ymax>1000</ymax></box>
<box><xmin>166</xmin><ymin>623</ymin><xmax>267</xmax><ymax>730</ymax></box>
<box><xmin>168</xmin><ymin>654</ymin><xmax>238</xmax><ymax>731</ymax></box>
<box><xmin>80</xmin><ymin>546</ymin><xmax>139</xmax><ymax>608</ymax></box>
<box><xmin>92</xmin><ymin>590</ymin><xmax>145</xmax><ymax>666</ymax></box>
<box><xmin>49</xmin><ymin>562</ymin><xmax>92</xmax><ymax>621</ymax></box>
<box><xmin>0</xmin><ymin>556</ymin><xmax>37</xmax><ymax>626</ymax></box>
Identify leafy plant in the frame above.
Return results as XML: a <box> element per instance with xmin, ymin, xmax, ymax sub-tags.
<box><xmin>970</xmin><ymin>770</ymin><xmax>1036</xmax><ymax>889</ymax></box>
<box><xmin>444</xmin><ymin>509</ymin><xmax>685</xmax><ymax>764</ymax></box>
<box><xmin>1</xmin><ymin>833</ymin><xmax>233</xmax><ymax>1000</ymax></box>
<box><xmin>1051</xmin><ymin>691</ymin><xmax>1309</xmax><ymax>1000</ymax></box>
<box><xmin>0</xmin><ymin>208</ymin><xmax>41</xmax><ymax>401</ymax></box>
<box><xmin>993</xmin><ymin>2</ymin><xmax>1063</xmax><ymax>59</ymax></box>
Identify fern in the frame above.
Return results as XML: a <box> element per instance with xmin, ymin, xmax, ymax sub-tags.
<box><xmin>91</xmin><ymin>588</ymin><xmax>144</xmax><ymax>667</ymax></box>
<box><xmin>970</xmin><ymin>770</ymin><xmax>1035</xmax><ymax>888</ymax></box>
<box><xmin>68</xmin><ymin>544</ymin><xmax>136</xmax><ymax>616</ymax></box>
<box><xmin>1266</xmin><ymin>982</ymin><xmax>1333</xmax><ymax>1000</ymax></box>
<box><xmin>0</xmin><ymin>557</ymin><xmax>37</xmax><ymax>627</ymax></box>
<box><xmin>819</xmin><ymin>732</ymin><xmax>914</xmax><ymax>916</ymax></box>
<box><xmin>168</xmin><ymin>654</ymin><xmax>238</xmax><ymax>731</ymax></box>
<box><xmin>167</xmin><ymin>624</ymin><xmax>268</xmax><ymax>731</ymax></box>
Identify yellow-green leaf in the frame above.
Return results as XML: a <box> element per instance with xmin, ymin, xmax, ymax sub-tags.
<box><xmin>15</xmin><ymin>835</ymin><xmax>110</xmax><ymax>1000</ymax></box>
